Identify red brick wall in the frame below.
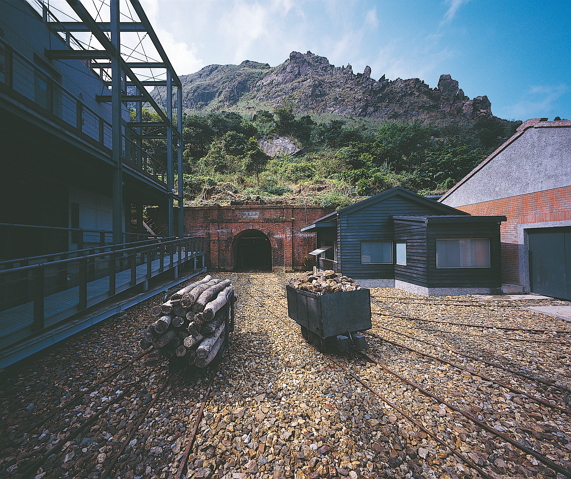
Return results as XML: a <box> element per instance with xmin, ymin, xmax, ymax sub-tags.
<box><xmin>454</xmin><ymin>185</ymin><xmax>571</xmax><ymax>284</ymax></box>
<box><xmin>182</xmin><ymin>204</ymin><xmax>334</xmax><ymax>271</ymax></box>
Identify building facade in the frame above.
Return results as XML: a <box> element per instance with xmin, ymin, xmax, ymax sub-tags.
<box><xmin>0</xmin><ymin>0</ymin><xmax>183</xmax><ymax>259</ymax></box>
<box><xmin>302</xmin><ymin>187</ymin><xmax>506</xmax><ymax>295</ymax></box>
<box><xmin>440</xmin><ymin>118</ymin><xmax>571</xmax><ymax>299</ymax></box>
<box><xmin>178</xmin><ymin>204</ymin><xmax>334</xmax><ymax>272</ymax></box>
<box><xmin>0</xmin><ymin>0</ymin><xmax>193</xmax><ymax>368</ymax></box>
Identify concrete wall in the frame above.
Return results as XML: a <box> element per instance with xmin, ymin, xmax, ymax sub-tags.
<box><xmin>181</xmin><ymin>204</ymin><xmax>334</xmax><ymax>271</ymax></box>
<box><xmin>442</xmin><ymin>120</ymin><xmax>571</xmax><ymax>207</ymax></box>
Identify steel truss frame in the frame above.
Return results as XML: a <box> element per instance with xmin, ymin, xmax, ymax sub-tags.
<box><xmin>43</xmin><ymin>0</ymin><xmax>184</xmax><ymax>240</ymax></box>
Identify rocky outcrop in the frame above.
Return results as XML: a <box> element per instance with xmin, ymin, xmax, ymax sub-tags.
<box><xmin>153</xmin><ymin>51</ymin><xmax>497</xmax><ymax>124</ymax></box>
<box><xmin>258</xmin><ymin>136</ymin><xmax>301</xmax><ymax>157</ymax></box>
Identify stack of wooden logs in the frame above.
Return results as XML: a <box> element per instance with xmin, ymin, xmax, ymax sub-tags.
<box><xmin>140</xmin><ymin>275</ymin><xmax>235</xmax><ymax>368</ymax></box>
<box><xmin>288</xmin><ymin>270</ymin><xmax>361</xmax><ymax>295</ymax></box>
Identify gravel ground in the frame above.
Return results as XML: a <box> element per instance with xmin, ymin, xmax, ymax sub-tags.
<box><xmin>1</xmin><ymin>272</ymin><xmax>571</xmax><ymax>479</ymax></box>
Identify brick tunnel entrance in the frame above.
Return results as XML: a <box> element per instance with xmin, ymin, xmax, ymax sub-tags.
<box><xmin>233</xmin><ymin>229</ymin><xmax>272</xmax><ymax>271</ymax></box>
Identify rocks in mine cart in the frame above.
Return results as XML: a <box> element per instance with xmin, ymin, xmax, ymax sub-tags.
<box><xmin>288</xmin><ymin>270</ymin><xmax>360</xmax><ymax>294</ymax></box>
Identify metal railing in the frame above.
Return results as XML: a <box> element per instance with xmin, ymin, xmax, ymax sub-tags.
<box><xmin>0</xmin><ymin>37</ymin><xmax>167</xmax><ymax>182</ymax></box>
<box><xmin>0</xmin><ymin>223</ymin><xmax>164</xmax><ymax>264</ymax></box>
<box><xmin>0</xmin><ymin>236</ymin><xmax>206</xmax><ymax>345</ymax></box>
<box><xmin>318</xmin><ymin>258</ymin><xmax>337</xmax><ymax>272</ymax></box>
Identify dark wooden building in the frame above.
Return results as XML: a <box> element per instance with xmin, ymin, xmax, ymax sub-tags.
<box><xmin>393</xmin><ymin>215</ymin><xmax>506</xmax><ymax>296</ymax></box>
<box><xmin>302</xmin><ymin>187</ymin><xmax>506</xmax><ymax>296</ymax></box>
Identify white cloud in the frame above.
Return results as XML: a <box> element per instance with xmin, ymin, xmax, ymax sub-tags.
<box><xmin>441</xmin><ymin>0</ymin><xmax>470</xmax><ymax>24</ymax></box>
<box><xmin>217</xmin><ymin>2</ymin><xmax>271</xmax><ymax>64</ymax></box>
<box><xmin>138</xmin><ymin>0</ymin><xmax>203</xmax><ymax>75</ymax></box>
<box><xmin>365</xmin><ymin>8</ymin><xmax>378</xmax><ymax>29</ymax></box>
<box><xmin>153</xmin><ymin>30</ymin><xmax>203</xmax><ymax>76</ymax></box>
<box><xmin>502</xmin><ymin>84</ymin><xmax>569</xmax><ymax>120</ymax></box>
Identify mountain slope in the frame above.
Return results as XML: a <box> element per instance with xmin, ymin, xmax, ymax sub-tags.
<box><xmin>154</xmin><ymin>51</ymin><xmax>500</xmax><ymax>125</ymax></box>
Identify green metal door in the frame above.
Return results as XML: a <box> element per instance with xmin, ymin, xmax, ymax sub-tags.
<box><xmin>528</xmin><ymin>227</ymin><xmax>571</xmax><ymax>300</ymax></box>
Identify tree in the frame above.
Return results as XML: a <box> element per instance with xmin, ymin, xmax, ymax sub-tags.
<box><xmin>183</xmin><ymin>114</ymin><xmax>215</xmax><ymax>161</ymax></box>
<box><xmin>222</xmin><ymin>131</ymin><xmax>249</xmax><ymax>157</ymax></box>
<box><xmin>371</xmin><ymin>121</ymin><xmax>434</xmax><ymax>170</ymax></box>
<box><xmin>242</xmin><ymin>138</ymin><xmax>269</xmax><ymax>184</ymax></box>
<box><xmin>334</xmin><ymin>146</ymin><xmax>373</xmax><ymax>171</ymax></box>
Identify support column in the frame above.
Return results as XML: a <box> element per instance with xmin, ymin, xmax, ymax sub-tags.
<box><xmin>110</xmin><ymin>0</ymin><xmax>123</xmax><ymax>245</ymax></box>
<box><xmin>136</xmin><ymin>203</ymin><xmax>144</xmax><ymax>236</ymax></box>
<box><xmin>177</xmin><ymin>84</ymin><xmax>184</xmax><ymax>237</ymax></box>
<box><xmin>166</xmin><ymin>70</ymin><xmax>174</xmax><ymax>237</ymax></box>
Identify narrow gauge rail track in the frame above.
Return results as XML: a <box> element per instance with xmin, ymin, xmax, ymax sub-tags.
<box><xmin>1</xmin><ymin>277</ymin><xmax>222</xmax><ymax>479</ymax></box>
<box><xmin>377</xmin><ymin>313</ymin><xmax>571</xmax><ymax>346</ymax></box>
<box><xmin>365</xmin><ymin>331</ymin><xmax>571</xmax><ymax>416</ymax></box>
<box><xmin>7</xmin><ymin>348</ymin><xmax>174</xmax><ymax>479</ymax></box>
<box><xmin>4</xmin><ymin>274</ymin><xmax>571</xmax><ymax>478</ymax></box>
<box><xmin>239</xmin><ymin>280</ymin><xmax>494</xmax><ymax>477</ymax></box>
<box><xmin>373</xmin><ymin>325</ymin><xmax>571</xmax><ymax>399</ymax></box>
<box><xmin>371</xmin><ymin>296</ymin><xmax>560</xmax><ymax>308</ymax></box>
<box><xmin>373</xmin><ymin>300</ymin><xmax>571</xmax><ymax>376</ymax></box>
<box><xmin>373</xmin><ymin>300</ymin><xmax>571</xmax><ymax>335</ymax></box>
<box><xmin>240</xmin><ymin>278</ymin><xmax>570</xmax><ymax>478</ymax></box>
<box><xmin>376</xmin><ymin>316</ymin><xmax>571</xmax><ymax>396</ymax></box>
<box><xmin>354</xmin><ymin>348</ymin><xmax>571</xmax><ymax>478</ymax></box>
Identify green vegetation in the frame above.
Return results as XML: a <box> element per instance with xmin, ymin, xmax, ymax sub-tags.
<box><xmin>139</xmin><ymin>106</ymin><xmax>519</xmax><ymax>209</ymax></box>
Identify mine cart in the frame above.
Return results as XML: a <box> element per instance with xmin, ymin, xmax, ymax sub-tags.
<box><xmin>286</xmin><ymin>285</ymin><xmax>371</xmax><ymax>352</ymax></box>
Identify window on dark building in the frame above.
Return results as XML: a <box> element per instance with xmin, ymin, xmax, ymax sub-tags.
<box><xmin>396</xmin><ymin>242</ymin><xmax>407</xmax><ymax>265</ymax></box>
<box><xmin>361</xmin><ymin>241</ymin><xmax>393</xmax><ymax>264</ymax></box>
<box><xmin>436</xmin><ymin>238</ymin><xmax>490</xmax><ymax>268</ymax></box>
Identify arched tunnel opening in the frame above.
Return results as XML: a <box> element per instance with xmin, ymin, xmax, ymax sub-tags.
<box><xmin>233</xmin><ymin>229</ymin><xmax>272</xmax><ymax>271</ymax></box>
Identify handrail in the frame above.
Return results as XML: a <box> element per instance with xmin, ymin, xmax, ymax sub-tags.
<box><xmin>0</xmin><ymin>234</ymin><xmax>178</xmax><ymax>269</ymax></box>
<box><xmin>0</xmin><ymin>236</ymin><xmax>185</xmax><ymax>275</ymax></box>
<box><xmin>0</xmin><ymin>222</ymin><xmax>160</xmax><ymax>237</ymax></box>
<box><xmin>0</xmin><ymin>36</ymin><xmax>167</xmax><ymax>182</ymax></box>
<box><xmin>0</xmin><ymin>236</ymin><xmax>207</xmax><ymax>336</ymax></box>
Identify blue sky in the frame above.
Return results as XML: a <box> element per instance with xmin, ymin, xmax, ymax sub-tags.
<box><xmin>49</xmin><ymin>0</ymin><xmax>571</xmax><ymax>122</ymax></box>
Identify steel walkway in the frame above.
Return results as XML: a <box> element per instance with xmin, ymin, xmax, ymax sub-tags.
<box><xmin>0</xmin><ymin>237</ymin><xmax>206</xmax><ymax>370</ymax></box>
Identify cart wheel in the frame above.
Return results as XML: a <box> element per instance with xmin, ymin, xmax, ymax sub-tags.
<box><xmin>301</xmin><ymin>326</ymin><xmax>309</xmax><ymax>340</ymax></box>
<box><xmin>312</xmin><ymin>336</ymin><xmax>331</xmax><ymax>353</ymax></box>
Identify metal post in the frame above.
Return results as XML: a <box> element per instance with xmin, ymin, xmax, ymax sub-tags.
<box><xmin>166</xmin><ymin>70</ymin><xmax>174</xmax><ymax>237</ymax></box>
<box><xmin>79</xmin><ymin>257</ymin><xmax>87</xmax><ymax>310</ymax></box>
<box><xmin>147</xmin><ymin>245</ymin><xmax>153</xmax><ymax>272</ymax></box>
<box><xmin>130</xmin><ymin>248</ymin><xmax>137</xmax><ymax>286</ymax></box>
<box><xmin>136</xmin><ymin>95</ymin><xmax>143</xmax><ymax>169</ymax></box>
<box><xmin>109</xmin><ymin>251</ymin><xmax>116</xmax><ymax>295</ymax></box>
<box><xmin>32</xmin><ymin>266</ymin><xmax>45</xmax><ymax>331</ymax></box>
<box><xmin>110</xmin><ymin>0</ymin><xmax>123</xmax><ymax>245</ymax></box>
<box><xmin>177</xmin><ymin>85</ymin><xmax>184</xmax><ymax>237</ymax></box>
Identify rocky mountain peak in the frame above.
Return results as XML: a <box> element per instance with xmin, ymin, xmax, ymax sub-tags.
<box><xmin>154</xmin><ymin>51</ymin><xmax>499</xmax><ymax>125</ymax></box>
